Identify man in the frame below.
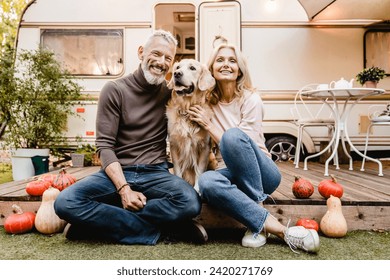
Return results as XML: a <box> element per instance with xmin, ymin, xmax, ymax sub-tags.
<box><xmin>54</xmin><ymin>30</ymin><xmax>207</xmax><ymax>245</ymax></box>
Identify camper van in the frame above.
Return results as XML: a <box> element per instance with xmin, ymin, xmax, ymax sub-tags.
<box><xmin>15</xmin><ymin>0</ymin><xmax>390</xmax><ymax>162</ymax></box>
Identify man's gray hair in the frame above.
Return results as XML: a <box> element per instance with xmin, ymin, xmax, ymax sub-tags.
<box><xmin>144</xmin><ymin>29</ymin><xmax>178</xmax><ymax>51</ymax></box>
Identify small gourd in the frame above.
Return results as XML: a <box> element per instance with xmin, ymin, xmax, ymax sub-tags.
<box><xmin>320</xmin><ymin>195</ymin><xmax>348</xmax><ymax>237</ymax></box>
<box><xmin>34</xmin><ymin>187</ymin><xmax>67</xmax><ymax>234</ymax></box>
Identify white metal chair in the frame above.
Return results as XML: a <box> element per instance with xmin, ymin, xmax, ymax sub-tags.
<box><xmin>361</xmin><ymin>103</ymin><xmax>390</xmax><ymax>173</ymax></box>
<box><xmin>292</xmin><ymin>84</ymin><xmax>337</xmax><ymax>169</ymax></box>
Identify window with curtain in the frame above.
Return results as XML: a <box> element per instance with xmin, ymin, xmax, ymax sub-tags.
<box><xmin>364</xmin><ymin>30</ymin><xmax>390</xmax><ymax>74</ymax></box>
<box><xmin>41</xmin><ymin>29</ymin><xmax>124</xmax><ymax>76</ymax></box>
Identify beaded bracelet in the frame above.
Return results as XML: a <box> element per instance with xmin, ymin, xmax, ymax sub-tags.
<box><xmin>117</xmin><ymin>183</ymin><xmax>130</xmax><ymax>193</ymax></box>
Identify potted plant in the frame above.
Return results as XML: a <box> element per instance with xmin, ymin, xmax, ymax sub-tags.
<box><xmin>72</xmin><ymin>143</ymin><xmax>98</xmax><ymax>167</ymax></box>
<box><xmin>356</xmin><ymin>66</ymin><xmax>387</xmax><ymax>88</ymax></box>
<box><xmin>70</xmin><ymin>137</ymin><xmax>98</xmax><ymax>167</ymax></box>
<box><xmin>0</xmin><ymin>47</ymin><xmax>82</xmax><ymax>180</ymax></box>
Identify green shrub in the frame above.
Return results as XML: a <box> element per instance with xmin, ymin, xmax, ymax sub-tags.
<box><xmin>0</xmin><ymin>47</ymin><xmax>82</xmax><ymax>149</ymax></box>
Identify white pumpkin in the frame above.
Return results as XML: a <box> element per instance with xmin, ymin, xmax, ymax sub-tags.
<box><xmin>320</xmin><ymin>195</ymin><xmax>348</xmax><ymax>237</ymax></box>
<box><xmin>35</xmin><ymin>187</ymin><xmax>67</xmax><ymax>234</ymax></box>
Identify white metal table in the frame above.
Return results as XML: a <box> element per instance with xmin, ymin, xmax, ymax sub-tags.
<box><xmin>301</xmin><ymin>87</ymin><xmax>386</xmax><ymax>176</ymax></box>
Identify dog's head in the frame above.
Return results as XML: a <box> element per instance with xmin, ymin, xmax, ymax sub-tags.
<box><xmin>167</xmin><ymin>59</ymin><xmax>215</xmax><ymax>96</ymax></box>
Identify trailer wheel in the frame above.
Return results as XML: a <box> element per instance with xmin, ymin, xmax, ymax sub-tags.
<box><xmin>265</xmin><ymin>136</ymin><xmax>297</xmax><ymax>162</ymax></box>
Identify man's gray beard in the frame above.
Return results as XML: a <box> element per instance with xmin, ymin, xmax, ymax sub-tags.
<box><xmin>142</xmin><ymin>63</ymin><xmax>166</xmax><ymax>85</ymax></box>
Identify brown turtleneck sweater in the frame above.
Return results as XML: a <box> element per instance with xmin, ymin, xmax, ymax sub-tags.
<box><xmin>96</xmin><ymin>65</ymin><xmax>170</xmax><ymax>169</ymax></box>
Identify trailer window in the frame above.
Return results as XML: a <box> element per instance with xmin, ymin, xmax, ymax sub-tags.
<box><xmin>41</xmin><ymin>29</ymin><xmax>123</xmax><ymax>76</ymax></box>
<box><xmin>364</xmin><ymin>30</ymin><xmax>390</xmax><ymax>74</ymax></box>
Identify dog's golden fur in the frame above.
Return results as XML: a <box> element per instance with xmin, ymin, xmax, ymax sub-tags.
<box><xmin>166</xmin><ymin>59</ymin><xmax>216</xmax><ymax>191</ymax></box>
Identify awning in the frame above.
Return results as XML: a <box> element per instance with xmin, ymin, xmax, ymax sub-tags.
<box><xmin>298</xmin><ymin>0</ymin><xmax>335</xmax><ymax>20</ymax></box>
<box><xmin>298</xmin><ymin>0</ymin><xmax>390</xmax><ymax>21</ymax></box>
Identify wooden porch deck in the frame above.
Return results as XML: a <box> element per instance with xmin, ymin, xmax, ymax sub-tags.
<box><xmin>1</xmin><ymin>161</ymin><xmax>389</xmax><ymax>231</ymax></box>
<box><xmin>198</xmin><ymin>160</ymin><xmax>390</xmax><ymax>231</ymax></box>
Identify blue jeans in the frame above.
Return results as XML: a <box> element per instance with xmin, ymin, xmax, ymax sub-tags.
<box><xmin>199</xmin><ymin>128</ymin><xmax>281</xmax><ymax>234</ymax></box>
<box><xmin>54</xmin><ymin>162</ymin><xmax>201</xmax><ymax>245</ymax></box>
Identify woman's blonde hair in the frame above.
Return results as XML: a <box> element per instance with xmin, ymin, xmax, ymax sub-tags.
<box><xmin>207</xmin><ymin>43</ymin><xmax>255</xmax><ymax>105</ymax></box>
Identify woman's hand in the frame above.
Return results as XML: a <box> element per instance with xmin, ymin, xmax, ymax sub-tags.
<box><xmin>188</xmin><ymin>105</ymin><xmax>224</xmax><ymax>144</ymax></box>
<box><xmin>187</xmin><ymin>105</ymin><xmax>212</xmax><ymax>130</ymax></box>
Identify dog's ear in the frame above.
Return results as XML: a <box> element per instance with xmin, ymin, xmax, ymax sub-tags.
<box><xmin>167</xmin><ymin>74</ymin><xmax>174</xmax><ymax>90</ymax></box>
<box><xmin>198</xmin><ymin>65</ymin><xmax>216</xmax><ymax>91</ymax></box>
<box><xmin>167</xmin><ymin>62</ymin><xmax>178</xmax><ymax>90</ymax></box>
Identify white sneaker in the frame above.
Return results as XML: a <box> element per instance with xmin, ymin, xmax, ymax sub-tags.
<box><xmin>284</xmin><ymin>226</ymin><xmax>320</xmax><ymax>253</ymax></box>
<box><xmin>241</xmin><ymin>230</ymin><xmax>267</xmax><ymax>248</ymax></box>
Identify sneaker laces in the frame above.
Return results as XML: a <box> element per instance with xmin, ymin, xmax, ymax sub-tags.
<box><xmin>284</xmin><ymin>220</ymin><xmax>300</xmax><ymax>254</ymax></box>
<box><xmin>252</xmin><ymin>231</ymin><xmax>260</xmax><ymax>239</ymax></box>
<box><xmin>249</xmin><ymin>230</ymin><xmax>268</xmax><ymax>239</ymax></box>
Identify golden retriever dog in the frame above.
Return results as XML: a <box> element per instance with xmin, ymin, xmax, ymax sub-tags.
<box><xmin>166</xmin><ymin>59</ymin><xmax>216</xmax><ymax>192</ymax></box>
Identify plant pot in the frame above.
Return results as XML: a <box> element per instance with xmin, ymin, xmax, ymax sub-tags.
<box><xmin>92</xmin><ymin>153</ymin><xmax>101</xmax><ymax>166</ymax></box>
<box><xmin>11</xmin><ymin>148</ymin><xmax>50</xmax><ymax>181</ymax></box>
<box><xmin>364</xmin><ymin>81</ymin><xmax>377</xmax><ymax>88</ymax></box>
<box><xmin>71</xmin><ymin>153</ymin><xmax>85</xmax><ymax>167</ymax></box>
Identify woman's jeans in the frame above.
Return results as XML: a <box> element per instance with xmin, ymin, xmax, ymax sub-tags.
<box><xmin>54</xmin><ymin>162</ymin><xmax>201</xmax><ymax>245</ymax></box>
<box><xmin>199</xmin><ymin>128</ymin><xmax>281</xmax><ymax>234</ymax></box>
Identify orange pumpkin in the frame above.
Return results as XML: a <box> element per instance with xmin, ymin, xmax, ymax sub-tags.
<box><xmin>4</xmin><ymin>204</ymin><xmax>36</xmax><ymax>234</ymax></box>
<box><xmin>38</xmin><ymin>173</ymin><xmax>56</xmax><ymax>186</ymax></box>
<box><xmin>296</xmin><ymin>218</ymin><xmax>319</xmax><ymax>231</ymax></box>
<box><xmin>52</xmin><ymin>168</ymin><xmax>76</xmax><ymax>191</ymax></box>
<box><xmin>292</xmin><ymin>176</ymin><xmax>314</xmax><ymax>199</ymax></box>
<box><xmin>318</xmin><ymin>175</ymin><xmax>344</xmax><ymax>198</ymax></box>
<box><xmin>26</xmin><ymin>179</ymin><xmax>51</xmax><ymax>196</ymax></box>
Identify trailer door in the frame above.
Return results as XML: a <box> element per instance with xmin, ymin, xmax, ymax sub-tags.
<box><xmin>198</xmin><ymin>1</ymin><xmax>241</xmax><ymax>64</ymax></box>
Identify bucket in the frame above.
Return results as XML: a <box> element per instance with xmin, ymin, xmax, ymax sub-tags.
<box><xmin>11</xmin><ymin>148</ymin><xmax>50</xmax><ymax>181</ymax></box>
<box><xmin>31</xmin><ymin>155</ymin><xmax>50</xmax><ymax>176</ymax></box>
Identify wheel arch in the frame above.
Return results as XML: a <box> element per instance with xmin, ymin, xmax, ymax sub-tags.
<box><xmin>263</xmin><ymin>121</ymin><xmax>316</xmax><ymax>153</ymax></box>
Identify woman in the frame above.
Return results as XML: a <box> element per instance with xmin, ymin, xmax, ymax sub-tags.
<box><xmin>188</xmin><ymin>43</ymin><xmax>320</xmax><ymax>253</ymax></box>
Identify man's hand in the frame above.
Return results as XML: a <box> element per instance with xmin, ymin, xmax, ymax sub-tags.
<box><xmin>104</xmin><ymin>162</ymin><xmax>147</xmax><ymax>211</ymax></box>
<box><xmin>118</xmin><ymin>186</ymin><xmax>147</xmax><ymax>211</ymax></box>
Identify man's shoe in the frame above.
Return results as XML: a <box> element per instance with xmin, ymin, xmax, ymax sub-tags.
<box><xmin>63</xmin><ymin>223</ymin><xmax>75</xmax><ymax>240</ymax></box>
<box><xmin>165</xmin><ymin>220</ymin><xmax>208</xmax><ymax>244</ymax></box>
<box><xmin>284</xmin><ymin>226</ymin><xmax>320</xmax><ymax>253</ymax></box>
<box><xmin>241</xmin><ymin>230</ymin><xmax>267</xmax><ymax>248</ymax></box>
<box><xmin>63</xmin><ymin>223</ymin><xmax>91</xmax><ymax>241</ymax></box>
<box><xmin>183</xmin><ymin>220</ymin><xmax>208</xmax><ymax>244</ymax></box>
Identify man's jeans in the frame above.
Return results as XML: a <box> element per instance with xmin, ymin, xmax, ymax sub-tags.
<box><xmin>199</xmin><ymin>128</ymin><xmax>281</xmax><ymax>234</ymax></box>
<box><xmin>54</xmin><ymin>162</ymin><xmax>201</xmax><ymax>245</ymax></box>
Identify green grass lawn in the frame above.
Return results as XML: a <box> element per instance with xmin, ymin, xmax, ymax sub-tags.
<box><xmin>0</xmin><ymin>163</ymin><xmax>13</xmax><ymax>184</ymax></box>
<box><xmin>0</xmin><ymin>162</ymin><xmax>389</xmax><ymax>261</ymax></box>
<box><xmin>0</xmin><ymin>227</ymin><xmax>388</xmax><ymax>260</ymax></box>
